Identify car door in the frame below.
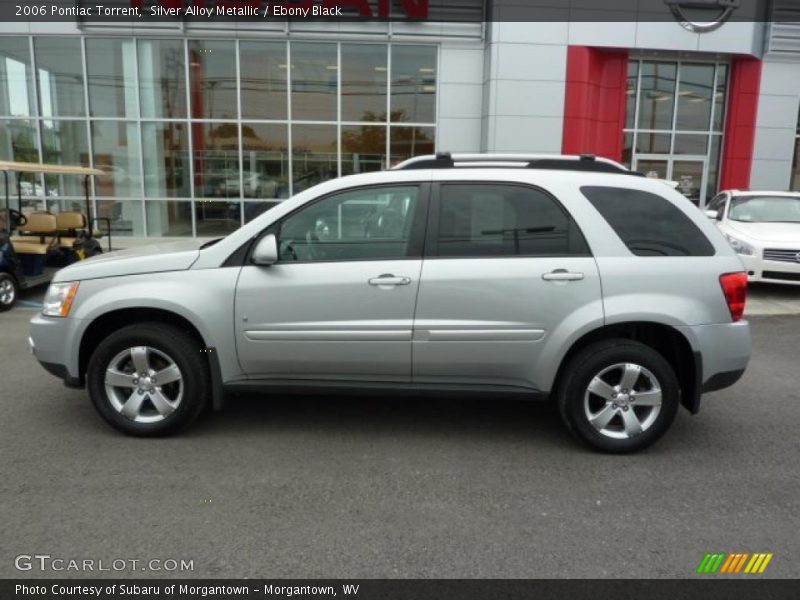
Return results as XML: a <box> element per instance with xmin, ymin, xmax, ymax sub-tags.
<box><xmin>412</xmin><ymin>182</ymin><xmax>603</xmax><ymax>390</ymax></box>
<box><xmin>235</xmin><ymin>183</ymin><xmax>428</xmax><ymax>380</ymax></box>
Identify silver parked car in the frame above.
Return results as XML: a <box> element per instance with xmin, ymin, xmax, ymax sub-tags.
<box><xmin>29</xmin><ymin>154</ymin><xmax>752</xmax><ymax>452</ymax></box>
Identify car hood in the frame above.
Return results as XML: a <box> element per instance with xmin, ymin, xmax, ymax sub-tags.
<box><xmin>54</xmin><ymin>240</ymin><xmax>204</xmax><ymax>283</ymax></box>
<box><xmin>726</xmin><ymin>221</ymin><xmax>800</xmax><ymax>243</ymax></box>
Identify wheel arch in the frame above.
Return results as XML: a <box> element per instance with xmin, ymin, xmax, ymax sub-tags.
<box><xmin>552</xmin><ymin>321</ymin><xmax>700</xmax><ymax>413</ymax></box>
<box><xmin>0</xmin><ymin>265</ymin><xmax>18</xmax><ymax>281</ymax></box>
<box><xmin>78</xmin><ymin>307</ymin><xmax>225</xmax><ymax>410</ymax></box>
<box><xmin>0</xmin><ymin>253</ymin><xmax>20</xmax><ymax>280</ymax></box>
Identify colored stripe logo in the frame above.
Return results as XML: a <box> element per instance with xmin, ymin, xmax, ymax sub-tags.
<box><xmin>697</xmin><ymin>552</ymin><xmax>773</xmax><ymax>574</ymax></box>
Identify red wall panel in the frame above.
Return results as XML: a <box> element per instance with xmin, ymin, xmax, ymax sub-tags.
<box><xmin>719</xmin><ymin>56</ymin><xmax>762</xmax><ymax>190</ymax></box>
<box><xmin>562</xmin><ymin>46</ymin><xmax>628</xmax><ymax>162</ymax></box>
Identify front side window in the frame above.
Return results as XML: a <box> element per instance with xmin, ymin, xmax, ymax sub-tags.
<box><xmin>278</xmin><ymin>185</ymin><xmax>420</xmax><ymax>262</ymax></box>
<box><xmin>436</xmin><ymin>183</ymin><xmax>587</xmax><ymax>258</ymax></box>
<box><xmin>581</xmin><ymin>186</ymin><xmax>715</xmax><ymax>257</ymax></box>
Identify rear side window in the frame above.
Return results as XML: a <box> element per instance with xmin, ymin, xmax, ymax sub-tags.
<box><xmin>581</xmin><ymin>186</ymin><xmax>715</xmax><ymax>257</ymax></box>
<box><xmin>436</xmin><ymin>183</ymin><xmax>589</xmax><ymax>257</ymax></box>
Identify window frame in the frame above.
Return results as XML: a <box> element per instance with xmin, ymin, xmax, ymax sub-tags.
<box><xmin>244</xmin><ymin>182</ymin><xmax>431</xmax><ymax>266</ymax></box>
<box><xmin>424</xmin><ymin>181</ymin><xmax>592</xmax><ymax>260</ymax></box>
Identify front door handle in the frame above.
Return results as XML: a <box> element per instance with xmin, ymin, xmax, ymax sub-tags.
<box><xmin>368</xmin><ymin>274</ymin><xmax>412</xmax><ymax>287</ymax></box>
<box><xmin>542</xmin><ymin>269</ymin><xmax>584</xmax><ymax>282</ymax></box>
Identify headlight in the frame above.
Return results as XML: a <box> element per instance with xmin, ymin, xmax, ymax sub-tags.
<box><xmin>724</xmin><ymin>234</ymin><xmax>754</xmax><ymax>256</ymax></box>
<box><xmin>42</xmin><ymin>282</ymin><xmax>80</xmax><ymax>317</ymax></box>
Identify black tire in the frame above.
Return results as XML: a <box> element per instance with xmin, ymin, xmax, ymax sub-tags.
<box><xmin>556</xmin><ymin>339</ymin><xmax>680</xmax><ymax>453</ymax></box>
<box><xmin>0</xmin><ymin>272</ymin><xmax>19</xmax><ymax>312</ymax></box>
<box><xmin>87</xmin><ymin>322</ymin><xmax>209</xmax><ymax>436</ymax></box>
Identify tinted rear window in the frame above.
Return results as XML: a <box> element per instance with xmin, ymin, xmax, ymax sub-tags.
<box><xmin>581</xmin><ymin>186</ymin><xmax>715</xmax><ymax>257</ymax></box>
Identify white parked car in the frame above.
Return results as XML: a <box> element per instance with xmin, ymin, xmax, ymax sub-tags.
<box><xmin>706</xmin><ymin>190</ymin><xmax>800</xmax><ymax>285</ymax></box>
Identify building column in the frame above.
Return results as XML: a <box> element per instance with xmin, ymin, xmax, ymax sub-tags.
<box><xmin>481</xmin><ymin>22</ymin><xmax>568</xmax><ymax>154</ymax></box>
<box><xmin>719</xmin><ymin>56</ymin><xmax>762</xmax><ymax>191</ymax></box>
<box><xmin>561</xmin><ymin>46</ymin><xmax>628</xmax><ymax>162</ymax></box>
<box><xmin>749</xmin><ymin>59</ymin><xmax>800</xmax><ymax>191</ymax></box>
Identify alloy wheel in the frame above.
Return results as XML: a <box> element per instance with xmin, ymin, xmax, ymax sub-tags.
<box><xmin>104</xmin><ymin>346</ymin><xmax>184</xmax><ymax>423</ymax></box>
<box><xmin>583</xmin><ymin>362</ymin><xmax>662</xmax><ymax>440</ymax></box>
<box><xmin>0</xmin><ymin>278</ymin><xmax>15</xmax><ymax>305</ymax></box>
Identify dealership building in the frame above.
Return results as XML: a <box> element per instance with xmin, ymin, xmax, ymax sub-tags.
<box><xmin>1</xmin><ymin>2</ymin><xmax>799</xmax><ymax>240</ymax></box>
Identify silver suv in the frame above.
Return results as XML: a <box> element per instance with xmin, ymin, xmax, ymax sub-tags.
<box><xmin>29</xmin><ymin>154</ymin><xmax>752</xmax><ymax>453</ymax></box>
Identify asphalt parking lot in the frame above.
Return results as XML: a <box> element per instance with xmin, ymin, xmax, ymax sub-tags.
<box><xmin>1</xmin><ymin>298</ymin><xmax>799</xmax><ymax>579</ymax></box>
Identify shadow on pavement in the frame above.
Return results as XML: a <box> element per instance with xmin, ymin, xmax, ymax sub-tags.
<box><xmin>189</xmin><ymin>391</ymin><xmax>575</xmax><ymax>448</ymax></box>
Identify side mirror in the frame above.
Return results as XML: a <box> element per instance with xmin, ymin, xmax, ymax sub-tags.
<box><xmin>252</xmin><ymin>233</ymin><xmax>278</xmax><ymax>266</ymax></box>
<box><xmin>704</xmin><ymin>209</ymin><xmax>719</xmax><ymax>220</ymax></box>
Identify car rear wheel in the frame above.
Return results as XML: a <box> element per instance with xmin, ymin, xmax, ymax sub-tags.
<box><xmin>557</xmin><ymin>339</ymin><xmax>680</xmax><ymax>453</ymax></box>
<box><xmin>0</xmin><ymin>273</ymin><xmax>18</xmax><ymax>311</ymax></box>
<box><xmin>87</xmin><ymin>323</ymin><xmax>209</xmax><ymax>436</ymax></box>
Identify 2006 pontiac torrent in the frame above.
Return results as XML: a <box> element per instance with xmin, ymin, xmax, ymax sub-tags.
<box><xmin>29</xmin><ymin>153</ymin><xmax>751</xmax><ymax>453</ymax></box>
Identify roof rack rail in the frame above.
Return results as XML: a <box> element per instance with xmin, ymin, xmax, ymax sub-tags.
<box><xmin>393</xmin><ymin>152</ymin><xmax>640</xmax><ymax>175</ymax></box>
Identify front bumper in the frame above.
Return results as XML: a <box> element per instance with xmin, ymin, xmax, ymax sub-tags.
<box><xmin>29</xmin><ymin>313</ymin><xmax>84</xmax><ymax>387</ymax></box>
<box><xmin>740</xmin><ymin>253</ymin><xmax>800</xmax><ymax>285</ymax></box>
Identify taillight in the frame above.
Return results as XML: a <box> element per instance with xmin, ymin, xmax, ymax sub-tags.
<box><xmin>719</xmin><ymin>272</ymin><xmax>748</xmax><ymax>322</ymax></box>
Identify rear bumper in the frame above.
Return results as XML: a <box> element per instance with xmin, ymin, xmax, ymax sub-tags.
<box><xmin>701</xmin><ymin>368</ymin><xmax>746</xmax><ymax>393</ymax></box>
<box><xmin>677</xmin><ymin>321</ymin><xmax>751</xmax><ymax>408</ymax></box>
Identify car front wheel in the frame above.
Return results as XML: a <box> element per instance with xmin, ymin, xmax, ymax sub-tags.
<box><xmin>557</xmin><ymin>339</ymin><xmax>680</xmax><ymax>453</ymax></box>
<box><xmin>87</xmin><ymin>323</ymin><xmax>209</xmax><ymax>436</ymax></box>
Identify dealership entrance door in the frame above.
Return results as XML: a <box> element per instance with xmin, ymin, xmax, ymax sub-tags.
<box><xmin>633</xmin><ymin>155</ymin><xmax>708</xmax><ymax>208</ymax></box>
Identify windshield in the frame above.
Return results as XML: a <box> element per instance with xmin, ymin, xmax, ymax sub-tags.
<box><xmin>728</xmin><ymin>196</ymin><xmax>800</xmax><ymax>223</ymax></box>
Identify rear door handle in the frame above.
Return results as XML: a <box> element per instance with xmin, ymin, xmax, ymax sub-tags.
<box><xmin>368</xmin><ymin>274</ymin><xmax>412</xmax><ymax>287</ymax></box>
<box><xmin>542</xmin><ymin>269</ymin><xmax>584</xmax><ymax>282</ymax></box>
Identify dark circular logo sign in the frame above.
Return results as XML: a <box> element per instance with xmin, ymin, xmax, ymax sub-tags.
<box><xmin>664</xmin><ymin>0</ymin><xmax>740</xmax><ymax>33</ymax></box>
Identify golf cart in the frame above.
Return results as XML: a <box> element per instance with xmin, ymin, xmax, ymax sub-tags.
<box><xmin>0</xmin><ymin>161</ymin><xmax>110</xmax><ymax>311</ymax></box>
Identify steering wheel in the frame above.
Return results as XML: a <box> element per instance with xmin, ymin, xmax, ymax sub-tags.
<box><xmin>8</xmin><ymin>209</ymin><xmax>27</xmax><ymax>228</ymax></box>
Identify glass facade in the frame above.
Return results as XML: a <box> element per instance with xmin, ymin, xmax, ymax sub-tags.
<box><xmin>624</xmin><ymin>58</ymin><xmax>728</xmax><ymax>207</ymax></box>
<box><xmin>0</xmin><ymin>36</ymin><xmax>437</xmax><ymax>238</ymax></box>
